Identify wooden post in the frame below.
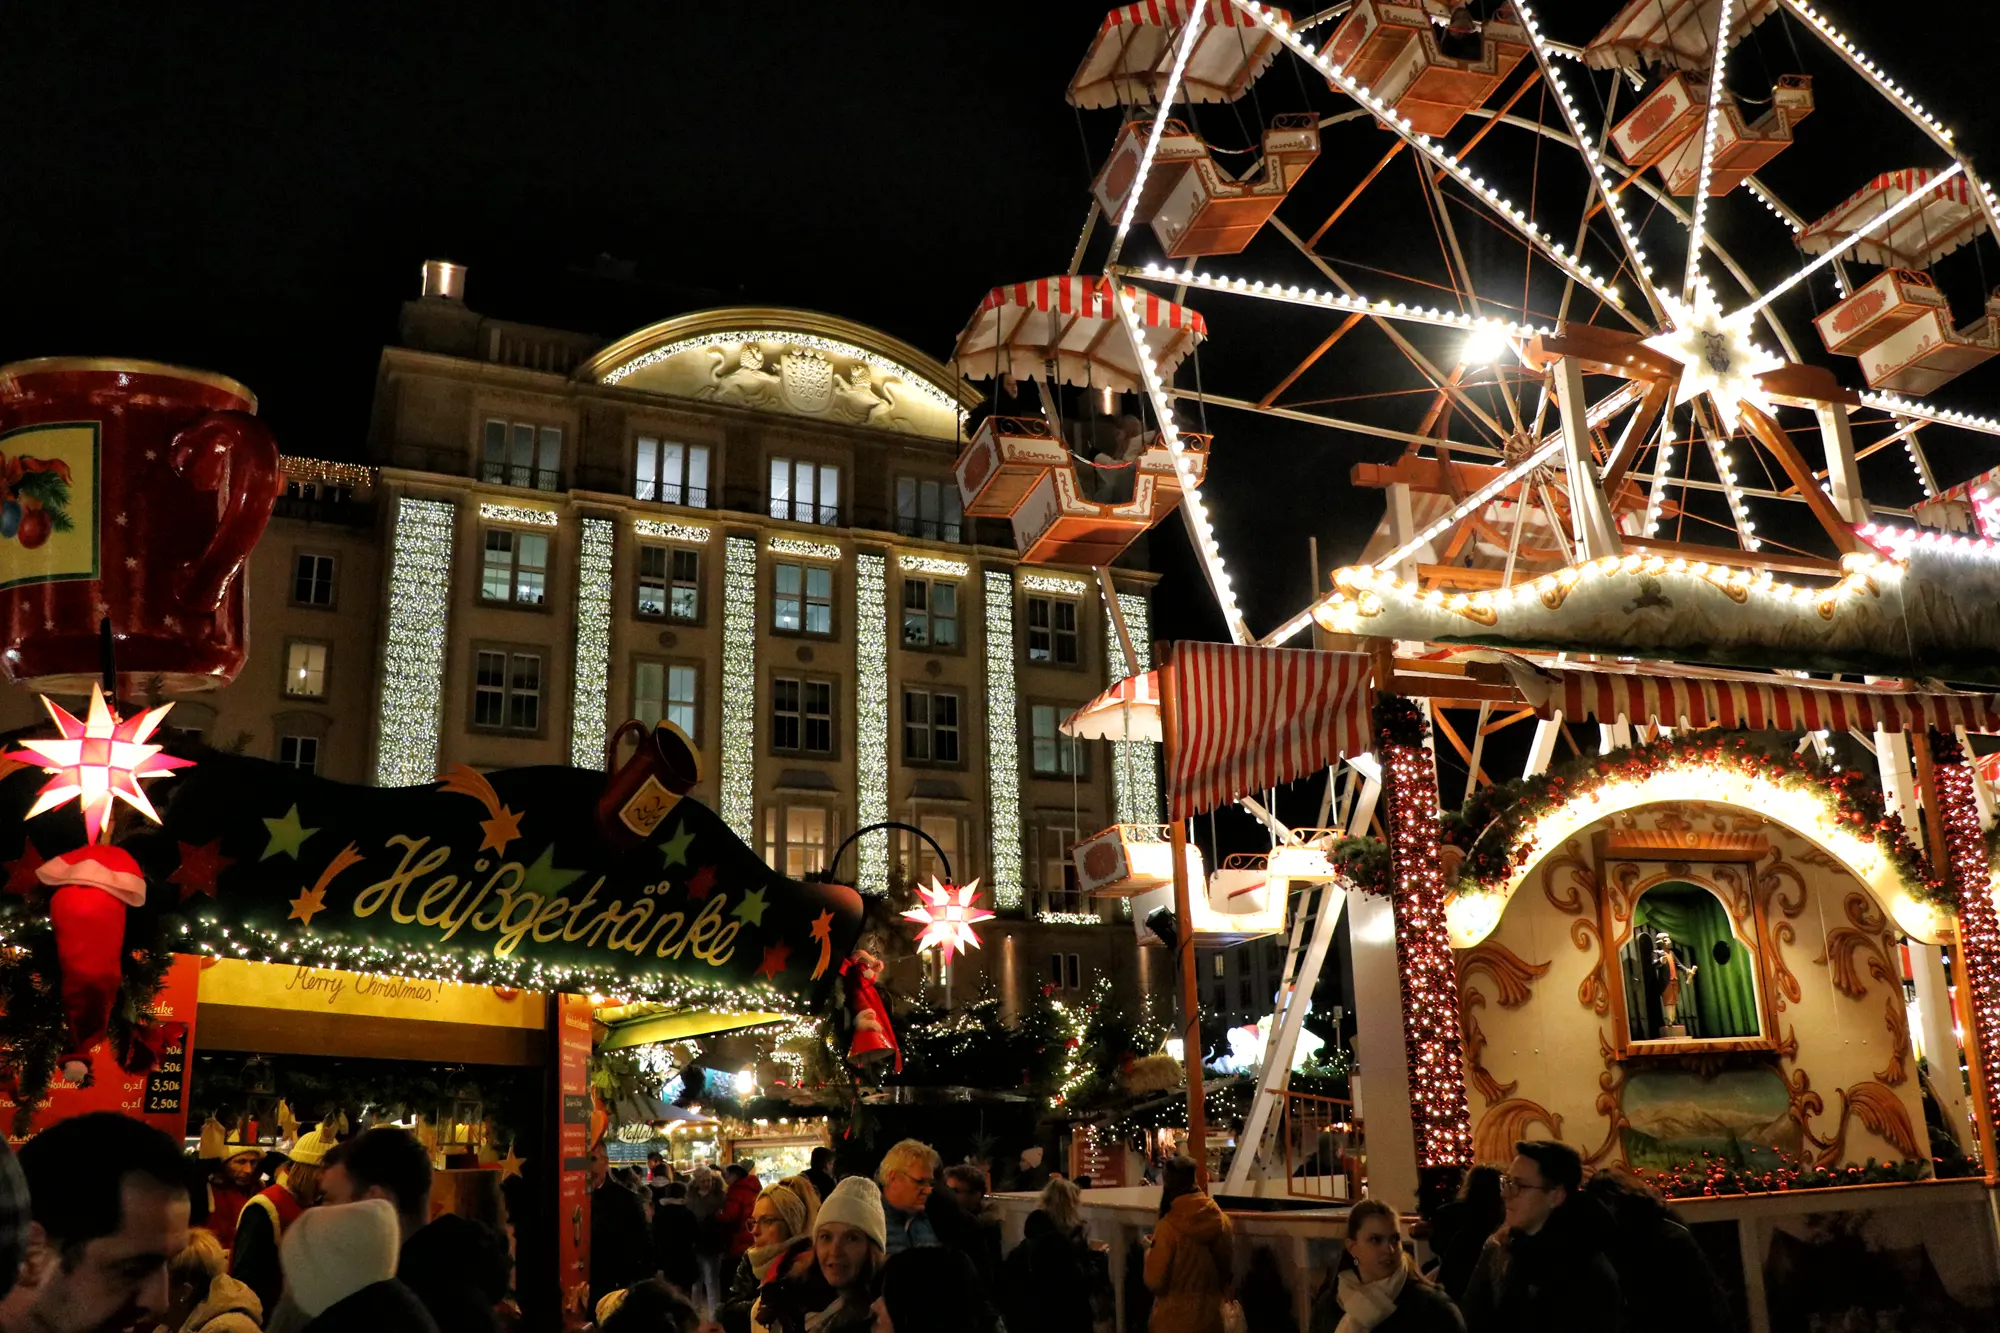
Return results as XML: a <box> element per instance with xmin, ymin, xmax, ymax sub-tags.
<box><xmin>1914</xmin><ymin>736</ymin><xmax>2000</xmax><ymax>1182</ymax></box>
<box><xmin>1157</xmin><ymin>646</ymin><xmax>1209</xmax><ymax>1186</ymax></box>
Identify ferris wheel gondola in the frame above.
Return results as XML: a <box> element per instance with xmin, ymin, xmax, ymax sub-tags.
<box><xmin>1068</xmin><ymin>0</ymin><xmax>1292</xmax><ymax>109</ymax></box>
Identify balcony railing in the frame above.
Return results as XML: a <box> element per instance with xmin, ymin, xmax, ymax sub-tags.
<box><xmin>273</xmin><ymin>495</ymin><xmax>377</xmax><ymax>529</ymax></box>
<box><xmin>479</xmin><ymin>462</ymin><xmax>562</xmax><ymax>492</ymax></box>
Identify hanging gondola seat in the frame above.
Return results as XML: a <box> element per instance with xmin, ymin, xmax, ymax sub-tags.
<box><xmin>1093</xmin><ymin>116</ymin><xmax>1320</xmax><ymax>259</ymax></box>
<box><xmin>1609</xmin><ymin>73</ymin><xmax>1812</xmax><ymax>195</ymax></box>
<box><xmin>1321</xmin><ymin>0</ymin><xmax>1531</xmax><ymax>137</ymax></box>
<box><xmin>1798</xmin><ymin>168</ymin><xmax>1990</xmax><ymax>270</ymax></box>
<box><xmin>1128</xmin><ymin>871</ymin><xmax>1287</xmax><ymax>947</ymax></box>
<box><xmin>1074</xmin><ymin>823</ymin><xmax>1205</xmax><ymax>897</ymax></box>
<box><xmin>954</xmin><ymin>415</ymin><xmax>1071</xmax><ymax>519</ymax></box>
<box><xmin>1818</xmin><ymin>270</ymin><xmax>2000</xmax><ymax>397</ymax></box>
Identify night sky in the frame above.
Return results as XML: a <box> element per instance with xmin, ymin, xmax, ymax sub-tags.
<box><xmin>10</xmin><ymin>2</ymin><xmax>2000</xmax><ymax>809</ymax></box>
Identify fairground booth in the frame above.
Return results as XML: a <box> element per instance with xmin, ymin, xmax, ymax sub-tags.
<box><xmin>0</xmin><ymin>362</ymin><xmax>870</xmax><ymax>1327</ymax></box>
<box><xmin>961</xmin><ymin>1</ymin><xmax>2000</xmax><ymax>1330</ymax></box>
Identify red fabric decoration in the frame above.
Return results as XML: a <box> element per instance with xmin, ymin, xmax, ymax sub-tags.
<box><xmin>841</xmin><ymin>951</ymin><xmax>901</xmax><ymax>1073</ymax></box>
<box><xmin>37</xmin><ymin>844</ymin><xmax>145</xmax><ymax>1084</ymax></box>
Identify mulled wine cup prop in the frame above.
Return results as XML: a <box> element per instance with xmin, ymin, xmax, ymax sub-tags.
<box><xmin>0</xmin><ymin>357</ymin><xmax>281</xmax><ymax>693</ymax></box>
<box><xmin>596</xmin><ymin>719</ymin><xmax>702</xmax><ymax>853</ymax></box>
<box><xmin>5</xmin><ymin>683</ymin><xmax>192</xmax><ymax>1088</ymax></box>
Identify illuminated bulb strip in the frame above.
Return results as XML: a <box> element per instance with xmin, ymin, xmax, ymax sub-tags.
<box><xmin>1513</xmin><ymin>2</ymin><xmax>1658</xmax><ymax>300</ymax></box>
<box><xmin>635</xmin><ymin>519</ymin><xmax>711</xmax><ymax>542</ymax></box>
<box><xmin>1682</xmin><ymin>0</ymin><xmax>1737</xmax><ymax>300</ymax></box>
<box><xmin>1643</xmin><ymin>424</ymin><xmax>1677</xmax><ymax>537</ymax></box>
<box><xmin>719</xmin><ymin>537</ymin><xmax>758</xmax><ymax>841</ymax></box>
<box><xmin>855</xmin><ymin>553</ymin><xmax>890</xmax><ymax>892</ymax></box>
<box><xmin>1907</xmin><ymin>434</ymin><xmax>1938</xmax><ymax>500</ymax></box>
<box><xmin>983</xmin><ymin>569</ymin><xmax>1025</xmax><ymax>910</ymax></box>
<box><xmin>1860</xmin><ymin>392</ymin><xmax>2000</xmax><ymax>439</ymax></box>
<box><xmin>280</xmin><ymin>456</ymin><xmax>377</xmax><ymax>488</ymax></box>
<box><xmin>569</xmin><ymin>517</ymin><xmax>614</xmax><ymax>769</ymax></box>
<box><xmin>1743</xmin><ymin>177</ymin><xmax>1804</xmax><ymax>234</ymax></box>
<box><xmin>768</xmin><ymin>536</ymin><xmax>843</xmax><ymax>561</ymax></box>
<box><xmin>479</xmin><ymin>502</ymin><xmax>558</xmax><ymax>527</ymax></box>
<box><xmin>1107</xmin><ymin>1</ymin><xmax>1207</xmax><ymax>265</ymax></box>
<box><xmin>1114</xmin><ymin>290</ymin><xmax>1252</xmax><ymax>645</ymax></box>
<box><xmin>1133</xmin><ymin>263</ymin><xmax>1550</xmax><ymax>338</ymax></box>
<box><xmin>898</xmin><ymin>553</ymin><xmax>970</xmax><ymax>577</ymax></box>
<box><xmin>374</xmin><ymin>498</ymin><xmax>456</xmax><ymax>787</ymax></box>
<box><xmin>1737</xmin><ymin>163</ymin><xmax>1963</xmax><ymax>320</ymax></box>
<box><xmin>1230</xmin><ymin>1</ymin><xmax>1624</xmax><ymax>308</ymax></box>
<box><xmin>1704</xmin><ymin>429</ymin><xmax>1762</xmax><ymax>551</ymax></box>
<box><xmin>1857</xmin><ymin>522</ymin><xmax>2000</xmax><ymax>560</ymax></box>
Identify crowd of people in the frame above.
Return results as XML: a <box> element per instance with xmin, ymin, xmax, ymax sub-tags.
<box><xmin>0</xmin><ymin>1114</ymin><xmax>1736</xmax><ymax>1333</ymax></box>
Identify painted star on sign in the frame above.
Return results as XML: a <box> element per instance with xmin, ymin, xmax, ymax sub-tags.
<box><xmin>685</xmin><ymin>865</ymin><xmax>717</xmax><ymax>901</ymax></box>
<box><xmin>288</xmin><ymin>882</ymin><xmax>329</xmax><ymax>928</ymax></box>
<box><xmin>519</xmin><ymin>845</ymin><xmax>586</xmax><ymax>899</ymax></box>
<box><xmin>495</xmin><ymin>1145</ymin><xmax>526</xmax><ymax>1180</ymax></box>
<box><xmin>262</xmin><ymin>805</ymin><xmax>319</xmax><ymax>861</ymax></box>
<box><xmin>659</xmin><ymin>823</ymin><xmax>695</xmax><ymax>868</ymax></box>
<box><xmin>809</xmin><ymin>910</ymin><xmax>835</xmax><ymax>980</ymax></box>
<box><xmin>169</xmin><ymin>839</ymin><xmax>235</xmax><ymax>901</ymax></box>
<box><xmin>732</xmin><ymin>887</ymin><xmax>768</xmax><ymax>928</ymax></box>
<box><xmin>755</xmin><ymin>941</ymin><xmax>791</xmax><ymax>980</ymax></box>
<box><xmin>3</xmin><ymin>840</ymin><xmax>45</xmax><ymax>897</ymax></box>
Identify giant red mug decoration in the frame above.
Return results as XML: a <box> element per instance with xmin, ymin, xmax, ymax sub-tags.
<box><xmin>0</xmin><ymin>357</ymin><xmax>281</xmax><ymax>691</ymax></box>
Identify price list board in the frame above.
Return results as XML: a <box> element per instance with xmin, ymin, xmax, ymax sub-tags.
<box><xmin>555</xmin><ymin>993</ymin><xmax>595</xmax><ymax>1329</ymax></box>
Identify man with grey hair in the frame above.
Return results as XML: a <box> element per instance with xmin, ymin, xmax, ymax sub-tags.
<box><xmin>875</xmin><ymin>1139</ymin><xmax>994</xmax><ymax>1289</ymax></box>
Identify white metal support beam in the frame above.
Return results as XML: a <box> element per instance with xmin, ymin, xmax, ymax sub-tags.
<box><xmin>1551</xmin><ymin>356</ymin><xmax>1624</xmax><ymax>559</ymax></box>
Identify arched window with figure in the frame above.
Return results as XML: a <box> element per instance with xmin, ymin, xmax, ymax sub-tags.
<box><xmin>1617</xmin><ymin>882</ymin><xmax>1763</xmax><ymax>1043</ymax></box>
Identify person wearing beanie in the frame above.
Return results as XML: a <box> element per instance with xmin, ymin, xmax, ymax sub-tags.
<box><xmin>718</xmin><ymin>1177</ymin><xmax>820</xmax><ymax>1333</ymax></box>
<box><xmin>598</xmin><ymin>1276</ymin><xmax>704</xmax><ymax>1333</ymax></box>
<box><xmin>873</xmin><ymin>1246</ymin><xmax>1001</xmax><ymax>1333</ymax></box>
<box><xmin>280</xmin><ymin>1198</ymin><xmax>437</xmax><ymax>1332</ymax></box>
<box><xmin>200</xmin><ymin>1132</ymin><xmax>263</xmax><ymax>1252</ymax></box>
<box><xmin>229</xmin><ymin>1125</ymin><xmax>332</xmax><ymax>1316</ymax></box>
<box><xmin>750</xmin><ymin>1176</ymin><xmax>883</xmax><ymax>1333</ymax></box>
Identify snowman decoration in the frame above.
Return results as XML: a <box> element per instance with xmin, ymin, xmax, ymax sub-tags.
<box><xmin>8</xmin><ymin>684</ymin><xmax>191</xmax><ymax>1085</ymax></box>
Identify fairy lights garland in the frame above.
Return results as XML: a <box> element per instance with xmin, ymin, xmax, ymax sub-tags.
<box><xmin>374</xmin><ymin>498</ymin><xmax>456</xmax><ymax>787</ymax></box>
<box><xmin>1929</xmin><ymin>735</ymin><xmax>2000</xmax><ymax>1131</ymax></box>
<box><xmin>569</xmin><ymin>518</ymin><xmax>614</xmax><ymax>768</ymax></box>
<box><xmin>720</xmin><ymin>537</ymin><xmax>759</xmax><ymax>841</ymax></box>
<box><xmin>1376</xmin><ymin>697</ymin><xmax>1473</xmax><ymax>1170</ymax></box>
<box><xmin>855</xmin><ymin>554</ymin><xmax>889</xmax><ymax>892</ymax></box>
<box><xmin>983</xmin><ymin>569</ymin><xmax>1024</xmax><ymax>910</ymax></box>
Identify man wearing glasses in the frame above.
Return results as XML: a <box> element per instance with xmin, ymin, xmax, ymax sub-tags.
<box><xmin>875</xmin><ymin>1139</ymin><xmax>996</xmax><ymax>1290</ymax></box>
<box><xmin>1462</xmin><ymin>1140</ymin><xmax>1621</xmax><ymax>1331</ymax></box>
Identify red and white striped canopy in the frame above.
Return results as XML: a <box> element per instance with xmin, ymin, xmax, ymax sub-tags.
<box><xmin>1166</xmin><ymin>644</ymin><xmax>1372</xmax><ymax>822</ymax></box>
<box><xmin>1583</xmin><ymin>0</ymin><xmax>1779</xmax><ymax>72</ymax></box>
<box><xmin>1063</xmin><ymin>671</ymin><xmax>1164</xmax><ymax>742</ymax></box>
<box><xmin>1798</xmin><ymin>168</ymin><xmax>1987</xmax><ymax>269</ymax></box>
<box><xmin>948</xmin><ymin>277</ymin><xmax>1207</xmax><ymax>392</ymax></box>
<box><xmin>1069</xmin><ymin>1</ymin><xmax>1290</xmax><ymax>109</ymax></box>
<box><xmin>1540</xmin><ymin>669</ymin><xmax>2000</xmax><ymax>735</ymax></box>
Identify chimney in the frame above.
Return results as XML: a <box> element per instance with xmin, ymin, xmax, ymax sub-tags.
<box><xmin>420</xmin><ymin>259</ymin><xmax>466</xmax><ymax>301</ymax></box>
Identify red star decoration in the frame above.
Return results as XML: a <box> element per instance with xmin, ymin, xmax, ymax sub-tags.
<box><xmin>686</xmin><ymin>865</ymin><xmax>717</xmax><ymax>901</ymax></box>
<box><xmin>755</xmin><ymin>941</ymin><xmax>790</xmax><ymax>980</ymax></box>
<box><xmin>168</xmin><ymin>839</ymin><xmax>234</xmax><ymax>901</ymax></box>
<box><xmin>3</xmin><ymin>840</ymin><xmax>44</xmax><ymax>897</ymax></box>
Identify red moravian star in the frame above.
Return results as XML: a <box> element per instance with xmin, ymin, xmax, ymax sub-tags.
<box><xmin>8</xmin><ymin>685</ymin><xmax>194</xmax><ymax>842</ymax></box>
<box><xmin>901</xmin><ymin>877</ymin><xmax>995</xmax><ymax>963</ymax></box>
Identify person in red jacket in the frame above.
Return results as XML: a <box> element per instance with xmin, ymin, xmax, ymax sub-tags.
<box><xmin>717</xmin><ymin>1162</ymin><xmax>763</xmax><ymax>1259</ymax></box>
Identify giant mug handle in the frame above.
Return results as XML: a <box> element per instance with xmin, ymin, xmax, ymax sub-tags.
<box><xmin>168</xmin><ymin>410</ymin><xmax>282</xmax><ymax>613</ymax></box>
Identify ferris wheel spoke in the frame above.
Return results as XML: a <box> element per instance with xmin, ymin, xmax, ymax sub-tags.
<box><xmin>1225</xmin><ymin>0</ymin><xmax>1634</xmax><ymax>324</ymax></box>
<box><xmin>1680</xmin><ymin>0</ymin><xmax>1741</xmax><ymax>302</ymax></box>
<box><xmin>1735</xmin><ymin>163</ymin><xmax>1964</xmax><ymax>322</ymax></box>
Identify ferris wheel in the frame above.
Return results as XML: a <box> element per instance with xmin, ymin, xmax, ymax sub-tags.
<box><xmin>947</xmin><ymin>0</ymin><xmax>2000</xmax><ymax>733</ymax></box>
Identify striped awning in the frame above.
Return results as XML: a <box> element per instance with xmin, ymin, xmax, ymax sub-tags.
<box><xmin>1166</xmin><ymin>644</ymin><xmax>1372</xmax><ymax>822</ymax></box>
<box><xmin>1068</xmin><ymin>1</ymin><xmax>1290</xmax><ymax>109</ymax></box>
<box><xmin>949</xmin><ymin>276</ymin><xmax>1207</xmax><ymax>392</ymax></box>
<box><xmin>1539</xmin><ymin>670</ymin><xmax>2000</xmax><ymax>734</ymax></box>
<box><xmin>1797</xmin><ymin>168</ymin><xmax>1987</xmax><ymax>269</ymax></box>
<box><xmin>1062</xmin><ymin>671</ymin><xmax>1163</xmax><ymax>742</ymax></box>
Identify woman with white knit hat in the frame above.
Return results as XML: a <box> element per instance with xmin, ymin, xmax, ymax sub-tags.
<box><xmin>277</xmin><ymin>1198</ymin><xmax>435</xmax><ymax>1332</ymax></box>
<box><xmin>751</xmin><ymin>1176</ymin><xmax>884</xmax><ymax>1333</ymax></box>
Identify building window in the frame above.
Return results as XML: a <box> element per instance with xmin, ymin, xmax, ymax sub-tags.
<box><xmin>773</xmin><ymin>562</ymin><xmax>833</xmax><ymax>636</ymax></box>
<box><xmin>638</xmin><ymin>546</ymin><xmax>699</xmax><ymax>621</ymax></box>
<box><xmin>1049</xmin><ymin>953</ymin><xmax>1083</xmax><ymax>992</ymax></box>
<box><xmin>482</xmin><ymin>528</ymin><xmax>549</xmax><ymax>606</ymax></box>
<box><xmin>292</xmin><ymin>553</ymin><xmax>336</xmax><ymax>607</ymax></box>
<box><xmin>769</xmin><ymin>458</ymin><xmax>840</xmax><ymax>525</ymax></box>
<box><xmin>895</xmin><ymin>477</ymin><xmax>963</xmax><ymax>543</ymax></box>
<box><xmin>473</xmin><ymin>648</ymin><xmax>543</xmax><ymax>733</ymax></box>
<box><xmin>901</xmin><ymin>688</ymin><xmax>961</xmax><ymax>766</ymax></box>
<box><xmin>277</xmin><ymin>735</ymin><xmax>319</xmax><ymax>774</ymax></box>
<box><xmin>481</xmin><ymin>419</ymin><xmax>562</xmax><ymax>491</ymax></box>
<box><xmin>1030</xmin><ymin>704</ymin><xmax>1088</xmax><ymax>777</ymax></box>
<box><xmin>634</xmin><ymin>661</ymin><xmax>699</xmax><ymax>740</ymax></box>
<box><xmin>283</xmin><ymin>641</ymin><xmax>328</xmax><ymax>700</ymax></box>
<box><xmin>764</xmin><ymin>805</ymin><xmax>832</xmax><ymax>878</ymax></box>
<box><xmin>905</xmin><ymin>814</ymin><xmax>960</xmax><ymax>886</ymax></box>
<box><xmin>1212</xmin><ymin>953</ymin><xmax>1227</xmax><ymax>979</ymax></box>
<box><xmin>634</xmin><ymin>437</ymin><xmax>710</xmax><ymax>507</ymax></box>
<box><xmin>772</xmin><ymin>676</ymin><xmax>834</xmax><ymax>755</ymax></box>
<box><xmin>900</xmin><ymin>579</ymin><xmax>958</xmax><ymax>650</ymax></box>
<box><xmin>1025</xmin><ymin>595</ymin><xmax>1080</xmax><ymax>666</ymax></box>
<box><xmin>1037</xmin><ymin>824</ymin><xmax>1084</xmax><ymax>916</ymax></box>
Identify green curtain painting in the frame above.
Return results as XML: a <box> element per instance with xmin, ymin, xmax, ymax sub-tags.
<box><xmin>1633</xmin><ymin>884</ymin><xmax>1761</xmax><ymax>1039</ymax></box>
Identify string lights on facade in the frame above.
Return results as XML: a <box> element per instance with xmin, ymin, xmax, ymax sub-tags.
<box><xmin>767</xmin><ymin>536</ymin><xmax>842</xmax><ymax>562</ymax></box>
<box><xmin>634</xmin><ymin>519</ymin><xmax>711</xmax><ymax>543</ymax></box>
<box><xmin>1376</xmin><ymin>701</ymin><xmax>1473</xmax><ymax>1169</ymax></box>
<box><xmin>279</xmin><ymin>456</ymin><xmax>378</xmax><ymax>489</ymax></box>
<box><xmin>855</xmin><ymin>553</ymin><xmax>889</xmax><ymax>892</ymax></box>
<box><xmin>1105</xmin><ymin>592</ymin><xmax>1160</xmax><ymax>829</ymax></box>
<box><xmin>897</xmin><ymin>553</ymin><xmax>969</xmax><ymax>578</ymax></box>
<box><xmin>720</xmin><ymin>537</ymin><xmax>759</xmax><ymax>841</ymax></box>
<box><xmin>374</xmin><ymin>498</ymin><xmax>457</xmax><ymax>787</ymax></box>
<box><xmin>982</xmin><ymin>569</ymin><xmax>1024</xmax><ymax>910</ymax></box>
<box><xmin>570</xmin><ymin>518</ymin><xmax>614</xmax><ymax>769</ymax></box>
<box><xmin>477</xmin><ymin>502</ymin><xmax>559</xmax><ymax>527</ymax></box>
